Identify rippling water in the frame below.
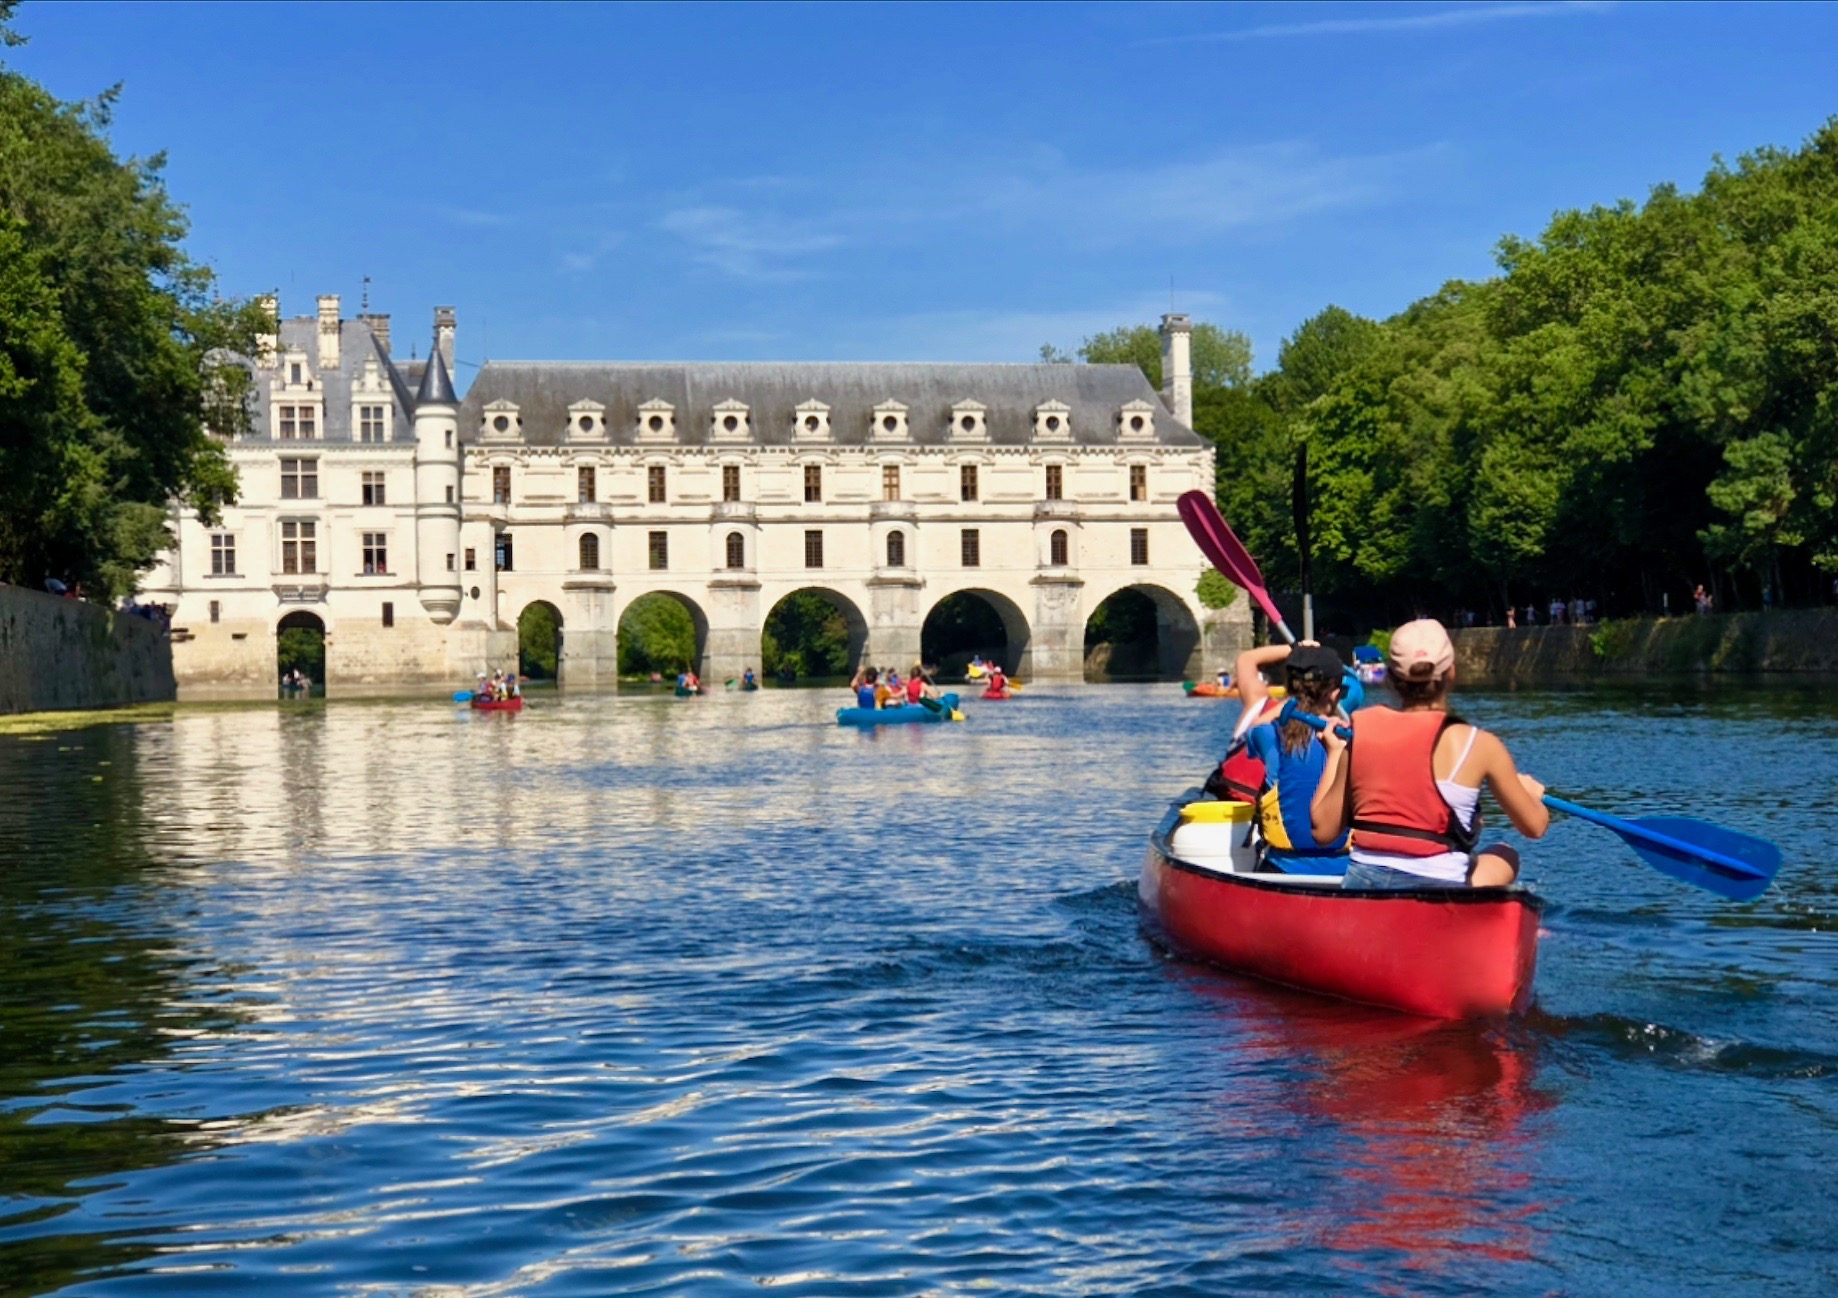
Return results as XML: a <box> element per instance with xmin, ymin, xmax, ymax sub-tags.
<box><xmin>1</xmin><ymin>682</ymin><xmax>1833</xmax><ymax>1296</ymax></box>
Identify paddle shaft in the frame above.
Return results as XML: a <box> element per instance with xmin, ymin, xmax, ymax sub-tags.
<box><xmin>1542</xmin><ymin>795</ymin><xmax>1768</xmax><ymax>880</ymax></box>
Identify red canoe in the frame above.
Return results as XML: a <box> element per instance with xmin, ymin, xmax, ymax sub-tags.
<box><xmin>1140</xmin><ymin>800</ymin><xmax>1542</xmax><ymax>1019</ymax></box>
<box><xmin>471</xmin><ymin>696</ymin><xmax>524</xmax><ymax>712</ymax></box>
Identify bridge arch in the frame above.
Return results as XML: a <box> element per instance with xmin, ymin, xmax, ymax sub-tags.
<box><xmin>921</xmin><ymin>586</ymin><xmax>1031</xmax><ymax>677</ymax></box>
<box><xmin>1083</xmin><ymin>582</ymin><xmax>1202</xmax><ymax>681</ymax></box>
<box><xmin>275</xmin><ymin>609</ymin><xmax>326</xmax><ymax>688</ymax></box>
<box><xmin>516</xmin><ymin>599</ymin><xmax>564</xmax><ymax>680</ymax></box>
<box><xmin>761</xmin><ymin>586</ymin><xmax>869</xmax><ymax>682</ymax></box>
<box><xmin>617</xmin><ymin>589</ymin><xmax>710</xmax><ymax>680</ymax></box>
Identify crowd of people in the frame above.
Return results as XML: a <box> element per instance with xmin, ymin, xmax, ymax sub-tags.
<box><xmin>1203</xmin><ymin>618</ymin><xmax>1548</xmax><ymax>892</ymax></box>
<box><xmin>848</xmin><ymin>664</ymin><xmax>940</xmax><ymax>710</ymax></box>
<box><xmin>473</xmin><ymin>670</ymin><xmax>522</xmax><ymax>702</ymax></box>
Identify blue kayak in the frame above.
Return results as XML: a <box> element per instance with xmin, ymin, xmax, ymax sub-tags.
<box><xmin>837</xmin><ymin>693</ymin><xmax>960</xmax><ymax>727</ymax></box>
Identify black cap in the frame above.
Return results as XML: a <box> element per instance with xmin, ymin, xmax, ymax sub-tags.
<box><xmin>1284</xmin><ymin>644</ymin><xmax>1345</xmax><ymax>683</ymax></box>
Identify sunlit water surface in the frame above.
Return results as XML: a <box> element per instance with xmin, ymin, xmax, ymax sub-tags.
<box><xmin>1</xmin><ymin>683</ymin><xmax>1834</xmax><ymax>1296</ymax></box>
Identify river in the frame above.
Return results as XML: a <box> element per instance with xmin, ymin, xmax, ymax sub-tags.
<box><xmin>0</xmin><ymin>683</ymin><xmax>1832</xmax><ymax>1296</ymax></box>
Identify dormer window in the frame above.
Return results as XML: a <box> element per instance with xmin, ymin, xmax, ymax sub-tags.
<box><xmin>1118</xmin><ymin>399</ymin><xmax>1156</xmax><ymax>441</ymax></box>
<box><xmin>711</xmin><ymin>398</ymin><xmax>750</xmax><ymax>443</ymax></box>
<box><xmin>480</xmin><ymin>399</ymin><xmax>523</xmax><ymax>443</ymax></box>
<box><xmin>1034</xmin><ymin>400</ymin><xmax>1071</xmax><ymax>442</ymax></box>
<box><xmin>871</xmin><ymin>400</ymin><xmax>910</xmax><ymax>443</ymax></box>
<box><xmin>794</xmin><ymin>399</ymin><xmax>831</xmax><ymax>442</ymax></box>
<box><xmin>567</xmin><ymin>399</ymin><xmax>607</xmax><ymax>443</ymax></box>
<box><xmin>636</xmin><ymin>398</ymin><xmax>676</xmax><ymax>444</ymax></box>
<box><xmin>950</xmin><ymin>399</ymin><xmax>988</xmax><ymax>443</ymax></box>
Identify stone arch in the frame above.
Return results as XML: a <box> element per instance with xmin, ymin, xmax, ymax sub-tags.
<box><xmin>1083</xmin><ymin>583</ymin><xmax>1202</xmax><ymax>682</ymax></box>
<box><xmin>617</xmin><ymin>590</ymin><xmax>710</xmax><ymax>679</ymax></box>
<box><xmin>761</xmin><ymin>586</ymin><xmax>869</xmax><ymax>682</ymax></box>
<box><xmin>517</xmin><ymin>599</ymin><xmax>564</xmax><ymax>680</ymax></box>
<box><xmin>921</xmin><ymin>587</ymin><xmax>1031</xmax><ymax>677</ymax></box>
<box><xmin>275</xmin><ymin>609</ymin><xmax>326</xmax><ymax>687</ymax></box>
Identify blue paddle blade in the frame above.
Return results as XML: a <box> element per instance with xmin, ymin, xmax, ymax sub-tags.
<box><xmin>453</xmin><ymin>690</ymin><xmax>472</xmax><ymax>702</ymax></box>
<box><xmin>1627</xmin><ymin>815</ymin><xmax>1783</xmax><ymax>903</ymax></box>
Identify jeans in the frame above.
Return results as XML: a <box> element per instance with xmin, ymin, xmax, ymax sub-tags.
<box><xmin>1341</xmin><ymin>860</ymin><xmax>1468</xmax><ymax>891</ymax></box>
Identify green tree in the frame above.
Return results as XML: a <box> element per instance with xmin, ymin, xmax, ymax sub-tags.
<box><xmin>618</xmin><ymin>594</ymin><xmax>697</xmax><ymax>675</ymax></box>
<box><xmin>517</xmin><ymin>602</ymin><xmax>560</xmax><ymax>678</ymax></box>
<box><xmin>763</xmin><ymin>591</ymin><xmax>852</xmax><ymax>677</ymax></box>
<box><xmin>1076</xmin><ymin>322</ymin><xmax>1253</xmax><ymax>390</ymax></box>
<box><xmin>0</xmin><ymin>7</ymin><xmax>261</xmax><ymax>597</ymax></box>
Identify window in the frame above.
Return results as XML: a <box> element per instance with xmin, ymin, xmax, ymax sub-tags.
<box><xmin>359</xmin><ymin>405</ymin><xmax>386</xmax><ymax>442</ymax></box>
<box><xmin>495</xmin><ymin>533</ymin><xmax>514</xmax><ymax>572</ymax></box>
<box><xmin>882</xmin><ymin>465</ymin><xmax>901</xmax><ymax>501</ymax></box>
<box><xmin>648</xmin><ymin>531</ymin><xmax>668</xmax><ymax>571</ymax></box>
<box><xmin>726</xmin><ymin>531</ymin><xmax>745</xmax><ymax>569</ymax></box>
<box><xmin>361</xmin><ymin>532</ymin><xmax>388</xmax><ymax>574</ymax></box>
<box><xmin>279</xmin><ymin>406</ymin><xmax>296</xmax><ymax>439</ymax></box>
<box><xmin>209</xmin><ymin>600</ymin><xmax>221</xmax><ymax>624</ymax></box>
<box><xmin>465</xmin><ymin>548</ymin><xmax>477</xmax><ymax>571</ymax></box>
<box><xmin>886</xmin><ymin>530</ymin><xmax>905</xmax><ymax>567</ymax></box>
<box><xmin>210</xmin><ymin>533</ymin><xmax>236</xmax><ymax>575</ymax></box>
<box><xmin>579</xmin><ymin>533</ymin><xmax>600</xmax><ymax>570</ymax></box>
<box><xmin>445</xmin><ymin>485</ymin><xmax>454</xmax><ymax>504</ymax></box>
<box><xmin>361</xmin><ymin>471</ymin><xmax>386</xmax><ymax>506</ymax></box>
<box><xmin>803</xmin><ymin>465</ymin><xmax>822</xmax><ymax>503</ymax></box>
<box><xmin>648</xmin><ymin>465</ymin><xmax>667</xmax><ymax>503</ymax></box>
<box><xmin>722</xmin><ymin>464</ymin><xmax>741</xmax><ymax>502</ymax></box>
<box><xmin>1050</xmin><ymin>528</ymin><xmax>1069</xmax><ymax>566</ymax></box>
<box><xmin>1130</xmin><ymin>464</ymin><xmax>1147</xmax><ymax>502</ymax></box>
<box><xmin>961</xmin><ymin>528</ymin><xmax>980</xmax><ymax>567</ymax></box>
<box><xmin>382</xmin><ymin>602</ymin><xmax>395</xmax><ymax>627</ymax></box>
<box><xmin>289</xmin><ymin>362</ymin><xmax>302</xmax><ymax>386</ymax></box>
<box><xmin>280</xmin><ymin>457</ymin><xmax>318</xmax><ymax>500</ymax></box>
<box><xmin>445</xmin><ymin>429</ymin><xmax>453</xmax><ymax>449</ymax></box>
<box><xmin>492</xmin><ymin>465</ymin><xmax>511</xmax><ymax>504</ymax></box>
<box><xmin>804</xmin><ymin>529</ymin><xmax>824</xmax><ymax>568</ymax></box>
<box><xmin>1045</xmin><ymin>464</ymin><xmax>1063</xmax><ymax>501</ymax></box>
<box><xmin>280</xmin><ymin>520</ymin><xmax>316</xmax><ymax>574</ymax></box>
<box><xmin>578</xmin><ymin>466</ymin><xmax>597</xmax><ymax>503</ymax></box>
<box><xmin>1131</xmin><ymin>527</ymin><xmax>1149</xmax><ymax>565</ymax></box>
<box><xmin>960</xmin><ymin>465</ymin><xmax>978</xmax><ymax>502</ymax></box>
<box><xmin>446</xmin><ymin>553</ymin><xmax>455</xmax><ymax>571</ymax></box>
<box><xmin>277</xmin><ymin>404</ymin><xmax>315</xmax><ymax>439</ymax></box>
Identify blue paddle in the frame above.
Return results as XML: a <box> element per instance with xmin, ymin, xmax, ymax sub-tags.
<box><xmin>1275</xmin><ymin>703</ymin><xmax>1781</xmax><ymax>901</ymax></box>
<box><xmin>1542</xmin><ymin>796</ymin><xmax>1780</xmax><ymax>902</ymax></box>
<box><xmin>453</xmin><ymin>690</ymin><xmax>473</xmax><ymax>702</ymax></box>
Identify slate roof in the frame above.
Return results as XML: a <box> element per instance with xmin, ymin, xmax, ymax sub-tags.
<box><xmin>456</xmin><ymin>361</ymin><xmax>1201</xmax><ymax>449</ymax></box>
<box><xmin>244</xmin><ymin>317</ymin><xmax>417</xmax><ymax>443</ymax></box>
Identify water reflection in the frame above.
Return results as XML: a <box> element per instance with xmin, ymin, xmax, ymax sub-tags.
<box><xmin>1176</xmin><ymin>970</ymin><xmax>1550</xmax><ymax>1282</ymax></box>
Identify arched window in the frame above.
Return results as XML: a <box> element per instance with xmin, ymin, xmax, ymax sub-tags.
<box><xmin>886</xmin><ymin>530</ymin><xmax>906</xmax><ymax>568</ymax></box>
<box><xmin>1050</xmin><ymin>528</ymin><xmax>1069</xmax><ymax>566</ymax></box>
<box><xmin>725</xmin><ymin>531</ymin><xmax>746</xmax><ymax>570</ymax></box>
<box><xmin>579</xmin><ymin>532</ymin><xmax>600</xmax><ymax>570</ymax></box>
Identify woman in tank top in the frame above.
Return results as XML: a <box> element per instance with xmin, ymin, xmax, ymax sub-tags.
<box><xmin>1310</xmin><ymin>619</ymin><xmax>1549</xmax><ymax>889</ymax></box>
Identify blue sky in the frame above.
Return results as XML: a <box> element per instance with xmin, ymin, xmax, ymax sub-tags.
<box><xmin>13</xmin><ymin>1</ymin><xmax>1838</xmax><ymax>377</ymax></box>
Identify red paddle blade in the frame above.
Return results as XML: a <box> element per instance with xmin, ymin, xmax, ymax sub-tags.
<box><xmin>1177</xmin><ymin>490</ymin><xmax>1295</xmax><ymax>640</ymax></box>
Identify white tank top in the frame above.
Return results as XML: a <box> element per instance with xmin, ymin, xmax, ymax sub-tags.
<box><xmin>1349</xmin><ymin>724</ymin><xmax>1482</xmax><ymax>883</ymax></box>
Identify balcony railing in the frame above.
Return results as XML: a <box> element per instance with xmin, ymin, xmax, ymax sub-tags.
<box><xmin>273</xmin><ymin>582</ymin><xmax>328</xmax><ymax>604</ymax></box>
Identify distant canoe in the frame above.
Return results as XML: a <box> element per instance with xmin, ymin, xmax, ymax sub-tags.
<box><xmin>471</xmin><ymin>696</ymin><xmax>524</xmax><ymax>712</ymax></box>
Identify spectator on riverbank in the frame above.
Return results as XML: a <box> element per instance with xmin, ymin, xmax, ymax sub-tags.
<box><xmin>1694</xmin><ymin>584</ymin><xmax>1712</xmax><ymax>615</ymax></box>
<box><xmin>1506</xmin><ymin>607</ymin><xmax>1517</xmax><ymax>629</ymax></box>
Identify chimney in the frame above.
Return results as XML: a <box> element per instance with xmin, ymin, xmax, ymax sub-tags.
<box><xmin>1160</xmin><ymin>312</ymin><xmax>1192</xmax><ymax>427</ymax></box>
<box><xmin>317</xmin><ymin>294</ymin><xmax>341</xmax><ymax>371</ymax></box>
<box><xmin>434</xmin><ymin>306</ymin><xmax>456</xmax><ymax>373</ymax></box>
<box><xmin>256</xmin><ymin>293</ymin><xmax>279</xmax><ymax>367</ymax></box>
<box><xmin>362</xmin><ymin>313</ymin><xmax>392</xmax><ymax>356</ymax></box>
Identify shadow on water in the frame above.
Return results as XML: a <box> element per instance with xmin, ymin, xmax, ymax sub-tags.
<box><xmin>0</xmin><ymin>726</ymin><xmax>253</xmax><ymax>1294</ymax></box>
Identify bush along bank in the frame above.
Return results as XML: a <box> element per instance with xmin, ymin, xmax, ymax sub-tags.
<box><xmin>1450</xmin><ymin>610</ymin><xmax>1838</xmax><ymax>683</ymax></box>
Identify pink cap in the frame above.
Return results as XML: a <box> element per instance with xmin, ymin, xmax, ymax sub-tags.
<box><xmin>1388</xmin><ymin>618</ymin><xmax>1455</xmax><ymax>680</ymax></box>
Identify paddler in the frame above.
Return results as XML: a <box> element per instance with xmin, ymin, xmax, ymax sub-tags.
<box><xmin>1240</xmin><ymin>644</ymin><xmax>1351</xmax><ymax>874</ymax></box>
<box><xmin>1203</xmin><ymin>643</ymin><xmax>1295</xmax><ymax>803</ymax></box>
<box><xmin>1311</xmin><ymin>618</ymin><xmax>1548</xmax><ymax>889</ymax></box>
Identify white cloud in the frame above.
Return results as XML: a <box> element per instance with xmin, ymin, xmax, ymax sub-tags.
<box><xmin>559</xmin><ymin>231</ymin><xmax>626</xmax><ymax>274</ymax></box>
<box><xmin>1147</xmin><ymin>1</ymin><xmax>1612</xmax><ymax>46</ymax></box>
<box><xmin>656</xmin><ymin>206</ymin><xmax>844</xmax><ymax>281</ymax></box>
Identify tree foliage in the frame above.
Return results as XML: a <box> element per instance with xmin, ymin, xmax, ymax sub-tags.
<box><xmin>1080</xmin><ymin>119</ymin><xmax>1838</xmax><ymax>625</ymax></box>
<box><xmin>618</xmin><ymin>594</ymin><xmax>698</xmax><ymax>675</ymax></box>
<box><xmin>763</xmin><ymin>590</ymin><xmax>853</xmax><ymax>677</ymax></box>
<box><xmin>0</xmin><ymin>7</ymin><xmax>263</xmax><ymax>597</ymax></box>
<box><xmin>517</xmin><ymin>601</ymin><xmax>560</xmax><ymax>678</ymax></box>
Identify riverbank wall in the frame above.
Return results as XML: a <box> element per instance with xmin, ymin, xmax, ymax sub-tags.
<box><xmin>0</xmin><ymin>586</ymin><xmax>176</xmax><ymax>715</ymax></box>
<box><xmin>1450</xmin><ymin>610</ymin><xmax>1838</xmax><ymax>683</ymax></box>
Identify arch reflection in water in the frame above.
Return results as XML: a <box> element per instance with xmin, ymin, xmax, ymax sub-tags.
<box><xmin>1174</xmin><ymin>971</ymin><xmax>1551</xmax><ymax>1282</ymax></box>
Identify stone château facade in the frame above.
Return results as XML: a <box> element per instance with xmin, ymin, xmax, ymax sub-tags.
<box><xmin>143</xmin><ymin>297</ymin><xmax>1249</xmax><ymax>693</ymax></box>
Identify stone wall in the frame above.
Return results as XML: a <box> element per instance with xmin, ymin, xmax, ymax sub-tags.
<box><xmin>0</xmin><ymin>585</ymin><xmax>176</xmax><ymax>714</ymax></box>
<box><xmin>1451</xmin><ymin>610</ymin><xmax>1838</xmax><ymax>683</ymax></box>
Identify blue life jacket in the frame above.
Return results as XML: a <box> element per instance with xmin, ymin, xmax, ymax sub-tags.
<box><xmin>1245</xmin><ymin>722</ymin><xmax>1350</xmax><ymax>872</ymax></box>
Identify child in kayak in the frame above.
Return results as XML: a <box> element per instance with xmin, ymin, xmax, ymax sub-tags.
<box><xmin>1311</xmin><ymin>619</ymin><xmax>1548</xmax><ymax>889</ymax></box>
<box><xmin>1240</xmin><ymin>644</ymin><xmax>1351</xmax><ymax>874</ymax></box>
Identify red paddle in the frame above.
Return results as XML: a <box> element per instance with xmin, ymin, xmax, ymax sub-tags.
<box><xmin>1177</xmin><ymin>490</ymin><xmax>1297</xmax><ymax>643</ymax></box>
